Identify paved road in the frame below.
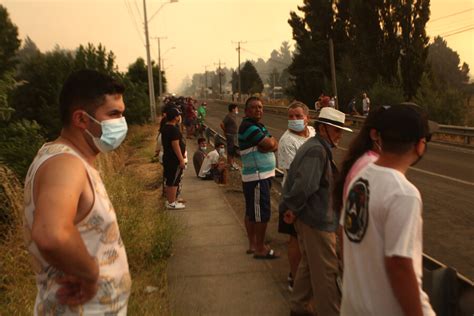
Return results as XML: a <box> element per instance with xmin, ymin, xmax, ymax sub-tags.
<box><xmin>203</xmin><ymin>100</ymin><xmax>474</xmax><ymax>280</ymax></box>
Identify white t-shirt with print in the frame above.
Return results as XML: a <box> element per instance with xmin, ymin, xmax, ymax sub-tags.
<box><xmin>340</xmin><ymin>163</ymin><xmax>434</xmax><ymax>316</ymax></box>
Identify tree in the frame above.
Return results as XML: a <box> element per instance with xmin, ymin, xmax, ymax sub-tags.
<box><xmin>10</xmin><ymin>48</ymin><xmax>76</xmax><ymax>139</ymax></box>
<box><xmin>427</xmin><ymin>36</ymin><xmax>470</xmax><ymax>89</ymax></box>
<box><xmin>287</xmin><ymin>1</ymin><xmax>334</xmax><ymax>106</ymax></box>
<box><xmin>240</xmin><ymin>61</ymin><xmax>263</xmax><ymax>94</ymax></box>
<box><xmin>0</xmin><ymin>5</ymin><xmax>21</xmax><ymax>77</ymax></box>
<box><xmin>126</xmin><ymin>57</ymin><xmax>166</xmax><ymax>98</ymax></box>
<box><xmin>398</xmin><ymin>0</ymin><xmax>430</xmax><ymax>99</ymax></box>
<box><xmin>74</xmin><ymin>43</ymin><xmax>118</xmax><ymax>75</ymax></box>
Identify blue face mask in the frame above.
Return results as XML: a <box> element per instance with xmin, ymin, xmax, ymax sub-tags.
<box><xmin>84</xmin><ymin>112</ymin><xmax>128</xmax><ymax>153</ymax></box>
<box><xmin>288</xmin><ymin>119</ymin><xmax>305</xmax><ymax>132</ymax></box>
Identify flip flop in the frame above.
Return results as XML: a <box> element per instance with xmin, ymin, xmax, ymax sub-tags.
<box><xmin>253</xmin><ymin>249</ymin><xmax>279</xmax><ymax>260</ymax></box>
<box><xmin>246</xmin><ymin>249</ymin><xmax>255</xmax><ymax>254</ymax></box>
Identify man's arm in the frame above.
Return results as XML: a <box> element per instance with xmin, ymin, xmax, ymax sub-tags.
<box><xmin>282</xmin><ymin>147</ymin><xmax>324</xmax><ymax>216</ymax></box>
<box><xmin>32</xmin><ymin>155</ymin><xmax>99</xmax><ymax>283</ymax></box>
<box><xmin>257</xmin><ymin>136</ymin><xmax>278</xmax><ymax>152</ymax></box>
<box><xmin>385</xmin><ymin>256</ymin><xmax>423</xmax><ymax>316</ymax></box>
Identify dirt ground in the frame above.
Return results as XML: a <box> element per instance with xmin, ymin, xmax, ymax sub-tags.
<box><xmin>217</xmin><ymin>166</ymin><xmax>294</xmax><ymax>301</ymax></box>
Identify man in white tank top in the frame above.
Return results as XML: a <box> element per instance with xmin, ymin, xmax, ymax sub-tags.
<box><xmin>23</xmin><ymin>70</ymin><xmax>131</xmax><ymax>315</ymax></box>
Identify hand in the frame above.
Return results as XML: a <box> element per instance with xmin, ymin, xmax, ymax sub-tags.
<box><xmin>56</xmin><ymin>274</ymin><xmax>99</xmax><ymax>306</ymax></box>
<box><xmin>179</xmin><ymin>161</ymin><xmax>186</xmax><ymax>169</ymax></box>
<box><xmin>283</xmin><ymin>210</ymin><xmax>296</xmax><ymax>224</ymax></box>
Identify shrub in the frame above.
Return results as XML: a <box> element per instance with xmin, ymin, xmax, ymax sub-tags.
<box><xmin>0</xmin><ymin>119</ymin><xmax>45</xmax><ymax>180</ymax></box>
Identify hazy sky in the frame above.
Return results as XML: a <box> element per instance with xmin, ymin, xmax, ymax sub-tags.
<box><xmin>2</xmin><ymin>0</ymin><xmax>473</xmax><ymax>92</ymax></box>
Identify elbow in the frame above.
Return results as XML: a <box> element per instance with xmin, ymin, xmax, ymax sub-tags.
<box><xmin>32</xmin><ymin>225</ymin><xmax>69</xmax><ymax>255</ymax></box>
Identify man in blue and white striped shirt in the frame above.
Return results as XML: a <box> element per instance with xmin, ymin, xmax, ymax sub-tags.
<box><xmin>238</xmin><ymin>96</ymin><xmax>278</xmax><ymax>259</ymax></box>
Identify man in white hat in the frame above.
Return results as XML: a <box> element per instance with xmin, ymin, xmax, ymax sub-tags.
<box><xmin>280</xmin><ymin>107</ymin><xmax>352</xmax><ymax>316</ymax></box>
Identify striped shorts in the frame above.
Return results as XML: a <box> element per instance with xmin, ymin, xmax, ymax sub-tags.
<box><xmin>242</xmin><ymin>178</ymin><xmax>272</xmax><ymax>223</ymax></box>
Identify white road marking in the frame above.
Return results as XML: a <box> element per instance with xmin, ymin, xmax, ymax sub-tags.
<box><xmin>337</xmin><ymin>146</ymin><xmax>474</xmax><ymax>187</ymax></box>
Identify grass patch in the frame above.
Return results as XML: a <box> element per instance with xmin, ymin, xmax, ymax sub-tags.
<box><xmin>0</xmin><ymin>124</ymin><xmax>175</xmax><ymax>315</ymax></box>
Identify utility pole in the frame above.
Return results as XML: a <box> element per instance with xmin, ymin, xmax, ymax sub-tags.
<box><xmin>214</xmin><ymin>59</ymin><xmax>226</xmax><ymax>99</ymax></box>
<box><xmin>204</xmin><ymin>65</ymin><xmax>210</xmax><ymax>100</ymax></box>
<box><xmin>329</xmin><ymin>38</ymin><xmax>338</xmax><ymax>110</ymax></box>
<box><xmin>152</xmin><ymin>36</ymin><xmax>167</xmax><ymax>109</ymax></box>
<box><xmin>143</xmin><ymin>0</ymin><xmax>156</xmax><ymax>122</ymax></box>
<box><xmin>232</xmin><ymin>41</ymin><xmax>246</xmax><ymax>102</ymax></box>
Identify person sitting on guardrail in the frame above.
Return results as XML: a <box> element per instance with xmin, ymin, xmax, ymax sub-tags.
<box><xmin>198</xmin><ymin>140</ymin><xmax>227</xmax><ymax>184</ymax></box>
<box><xmin>277</xmin><ymin>100</ymin><xmax>316</xmax><ymax>292</ymax></box>
<box><xmin>281</xmin><ymin>107</ymin><xmax>353</xmax><ymax>315</ymax></box>
<box><xmin>339</xmin><ymin>103</ymin><xmax>435</xmax><ymax>316</ymax></box>
<box><xmin>193</xmin><ymin>137</ymin><xmax>207</xmax><ymax>177</ymax></box>
<box><xmin>220</xmin><ymin>103</ymin><xmax>240</xmax><ymax>171</ymax></box>
<box><xmin>238</xmin><ymin>96</ymin><xmax>279</xmax><ymax>259</ymax></box>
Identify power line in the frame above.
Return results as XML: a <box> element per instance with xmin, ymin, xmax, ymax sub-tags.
<box><xmin>439</xmin><ymin>24</ymin><xmax>474</xmax><ymax>36</ymax></box>
<box><xmin>430</xmin><ymin>8</ymin><xmax>473</xmax><ymax>23</ymax></box>
<box><xmin>442</xmin><ymin>26</ymin><xmax>474</xmax><ymax>38</ymax></box>
<box><xmin>124</xmin><ymin>0</ymin><xmax>145</xmax><ymax>45</ymax></box>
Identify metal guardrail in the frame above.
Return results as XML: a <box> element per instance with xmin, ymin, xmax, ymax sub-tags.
<box><xmin>210</xmin><ymin>100</ymin><xmax>474</xmax><ymax>146</ymax></box>
<box><xmin>203</xmin><ymin>121</ymin><xmax>474</xmax><ymax>315</ymax></box>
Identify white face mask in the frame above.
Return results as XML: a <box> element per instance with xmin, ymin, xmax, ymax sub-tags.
<box><xmin>200</xmin><ymin>146</ymin><xmax>207</xmax><ymax>151</ymax></box>
<box><xmin>218</xmin><ymin>148</ymin><xmax>225</xmax><ymax>156</ymax></box>
<box><xmin>84</xmin><ymin>112</ymin><xmax>128</xmax><ymax>153</ymax></box>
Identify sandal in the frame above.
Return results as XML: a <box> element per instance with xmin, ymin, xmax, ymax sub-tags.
<box><xmin>253</xmin><ymin>249</ymin><xmax>279</xmax><ymax>260</ymax></box>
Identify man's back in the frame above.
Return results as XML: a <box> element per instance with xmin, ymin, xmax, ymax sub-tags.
<box><xmin>341</xmin><ymin>163</ymin><xmax>434</xmax><ymax>316</ymax></box>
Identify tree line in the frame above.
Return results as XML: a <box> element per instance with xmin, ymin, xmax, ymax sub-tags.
<box><xmin>288</xmin><ymin>0</ymin><xmax>473</xmax><ymax>125</ymax></box>
<box><xmin>0</xmin><ymin>4</ymin><xmax>166</xmax><ymax>179</ymax></box>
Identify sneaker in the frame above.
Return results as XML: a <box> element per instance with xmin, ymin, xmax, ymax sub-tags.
<box><xmin>288</xmin><ymin>272</ymin><xmax>294</xmax><ymax>292</ymax></box>
<box><xmin>166</xmin><ymin>201</ymin><xmax>185</xmax><ymax>210</ymax></box>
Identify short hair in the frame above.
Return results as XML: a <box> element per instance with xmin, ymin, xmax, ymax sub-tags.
<box><xmin>228</xmin><ymin>103</ymin><xmax>238</xmax><ymax>112</ymax></box>
<box><xmin>288</xmin><ymin>101</ymin><xmax>309</xmax><ymax>115</ymax></box>
<box><xmin>197</xmin><ymin>137</ymin><xmax>206</xmax><ymax>145</ymax></box>
<box><xmin>245</xmin><ymin>96</ymin><xmax>262</xmax><ymax>109</ymax></box>
<box><xmin>215</xmin><ymin>140</ymin><xmax>225</xmax><ymax>148</ymax></box>
<box><xmin>59</xmin><ymin>69</ymin><xmax>125</xmax><ymax>125</ymax></box>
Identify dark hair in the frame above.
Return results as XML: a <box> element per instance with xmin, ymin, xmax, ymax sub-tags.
<box><xmin>59</xmin><ymin>69</ymin><xmax>125</xmax><ymax>125</ymax></box>
<box><xmin>197</xmin><ymin>137</ymin><xmax>206</xmax><ymax>145</ymax></box>
<box><xmin>215</xmin><ymin>140</ymin><xmax>225</xmax><ymax>148</ymax></box>
<box><xmin>228</xmin><ymin>103</ymin><xmax>238</xmax><ymax>112</ymax></box>
<box><xmin>332</xmin><ymin>106</ymin><xmax>386</xmax><ymax>213</ymax></box>
<box><xmin>378</xmin><ymin>103</ymin><xmax>429</xmax><ymax>154</ymax></box>
<box><xmin>245</xmin><ymin>96</ymin><xmax>261</xmax><ymax>109</ymax></box>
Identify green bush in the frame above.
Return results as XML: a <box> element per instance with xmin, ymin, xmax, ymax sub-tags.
<box><xmin>0</xmin><ymin>119</ymin><xmax>45</xmax><ymax>180</ymax></box>
<box><xmin>368</xmin><ymin>78</ymin><xmax>405</xmax><ymax>107</ymax></box>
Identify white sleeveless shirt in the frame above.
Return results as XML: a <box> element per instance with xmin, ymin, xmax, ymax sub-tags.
<box><xmin>23</xmin><ymin>143</ymin><xmax>131</xmax><ymax>315</ymax></box>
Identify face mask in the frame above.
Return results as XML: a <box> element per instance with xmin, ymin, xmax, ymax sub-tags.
<box><xmin>288</xmin><ymin>119</ymin><xmax>305</xmax><ymax>132</ymax></box>
<box><xmin>235</xmin><ymin>110</ymin><xmax>239</xmax><ymax>115</ymax></box>
<box><xmin>84</xmin><ymin>112</ymin><xmax>128</xmax><ymax>153</ymax></box>
<box><xmin>200</xmin><ymin>146</ymin><xmax>207</xmax><ymax>151</ymax></box>
<box><xmin>218</xmin><ymin>148</ymin><xmax>225</xmax><ymax>156</ymax></box>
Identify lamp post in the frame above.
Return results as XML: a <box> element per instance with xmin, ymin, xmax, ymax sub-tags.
<box><xmin>143</xmin><ymin>0</ymin><xmax>178</xmax><ymax>122</ymax></box>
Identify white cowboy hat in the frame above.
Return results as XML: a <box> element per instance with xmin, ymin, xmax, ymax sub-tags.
<box><xmin>315</xmin><ymin>107</ymin><xmax>353</xmax><ymax>132</ymax></box>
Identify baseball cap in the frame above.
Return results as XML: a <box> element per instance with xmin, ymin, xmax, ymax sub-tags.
<box><xmin>376</xmin><ymin>103</ymin><xmax>437</xmax><ymax>143</ymax></box>
<box><xmin>165</xmin><ymin>107</ymin><xmax>182</xmax><ymax>120</ymax></box>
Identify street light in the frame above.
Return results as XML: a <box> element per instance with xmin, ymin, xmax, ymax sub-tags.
<box><xmin>142</xmin><ymin>0</ymin><xmax>178</xmax><ymax>122</ymax></box>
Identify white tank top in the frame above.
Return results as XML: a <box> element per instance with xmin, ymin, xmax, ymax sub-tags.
<box><xmin>23</xmin><ymin>143</ymin><xmax>131</xmax><ymax>315</ymax></box>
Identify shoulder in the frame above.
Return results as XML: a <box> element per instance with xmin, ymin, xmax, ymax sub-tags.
<box><xmin>35</xmin><ymin>153</ymin><xmax>88</xmax><ymax>192</ymax></box>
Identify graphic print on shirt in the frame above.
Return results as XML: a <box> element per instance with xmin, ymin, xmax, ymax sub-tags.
<box><xmin>344</xmin><ymin>177</ymin><xmax>369</xmax><ymax>243</ymax></box>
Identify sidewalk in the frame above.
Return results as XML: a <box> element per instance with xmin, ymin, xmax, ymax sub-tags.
<box><xmin>166</xmin><ymin>143</ymin><xmax>289</xmax><ymax>315</ymax></box>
